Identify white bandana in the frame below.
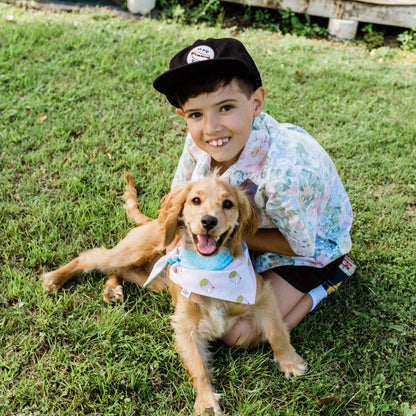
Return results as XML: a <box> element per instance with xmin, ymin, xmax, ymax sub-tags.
<box><xmin>145</xmin><ymin>244</ymin><xmax>257</xmax><ymax>304</ymax></box>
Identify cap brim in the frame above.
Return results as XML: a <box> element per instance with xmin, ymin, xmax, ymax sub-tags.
<box><xmin>153</xmin><ymin>59</ymin><xmax>256</xmax><ymax>107</ymax></box>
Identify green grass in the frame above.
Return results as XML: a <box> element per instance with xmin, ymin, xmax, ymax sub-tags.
<box><xmin>1</xmin><ymin>3</ymin><xmax>415</xmax><ymax>415</ymax></box>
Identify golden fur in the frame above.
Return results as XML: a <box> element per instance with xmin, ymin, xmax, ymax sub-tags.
<box><xmin>43</xmin><ymin>172</ymin><xmax>306</xmax><ymax>416</ymax></box>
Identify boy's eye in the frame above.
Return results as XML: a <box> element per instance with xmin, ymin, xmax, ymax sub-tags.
<box><xmin>221</xmin><ymin>105</ymin><xmax>234</xmax><ymax>112</ymax></box>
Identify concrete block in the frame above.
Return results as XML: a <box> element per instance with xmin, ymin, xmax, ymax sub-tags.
<box><xmin>328</xmin><ymin>18</ymin><xmax>359</xmax><ymax>40</ymax></box>
<box><xmin>127</xmin><ymin>0</ymin><xmax>155</xmax><ymax>14</ymax></box>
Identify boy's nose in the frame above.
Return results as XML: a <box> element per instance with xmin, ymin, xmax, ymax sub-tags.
<box><xmin>204</xmin><ymin>114</ymin><xmax>221</xmax><ymax>136</ymax></box>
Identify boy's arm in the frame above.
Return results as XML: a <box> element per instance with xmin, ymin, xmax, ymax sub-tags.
<box><xmin>245</xmin><ymin>228</ymin><xmax>297</xmax><ymax>257</ymax></box>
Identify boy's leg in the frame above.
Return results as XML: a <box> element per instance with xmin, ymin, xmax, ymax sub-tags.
<box><xmin>264</xmin><ymin>256</ymin><xmax>355</xmax><ymax>328</ymax></box>
<box><xmin>222</xmin><ymin>257</ymin><xmax>355</xmax><ymax>346</ymax></box>
<box><xmin>263</xmin><ymin>270</ymin><xmax>312</xmax><ymax>330</ymax></box>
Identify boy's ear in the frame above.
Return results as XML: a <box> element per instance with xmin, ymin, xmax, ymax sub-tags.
<box><xmin>176</xmin><ymin>108</ymin><xmax>185</xmax><ymax>118</ymax></box>
<box><xmin>252</xmin><ymin>86</ymin><xmax>265</xmax><ymax>117</ymax></box>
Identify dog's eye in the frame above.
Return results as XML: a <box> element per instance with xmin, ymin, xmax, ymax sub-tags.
<box><xmin>192</xmin><ymin>197</ymin><xmax>201</xmax><ymax>205</ymax></box>
<box><xmin>223</xmin><ymin>199</ymin><xmax>233</xmax><ymax>209</ymax></box>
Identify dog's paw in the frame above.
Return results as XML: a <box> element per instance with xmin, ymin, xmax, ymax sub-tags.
<box><xmin>276</xmin><ymin>352</ymin><xmax>307</xmax><ymax>379</ymax></box>
<box><xmin>103</xmin><ymin>285</ymin><xmax>123</xmax><ymax>304</ymax></box>
<box><xmin>42</xmin><ymin>272</ymin><xmax>60</xmax><ymax>292</ymax></box>
<box><xmin>194</xmin><ymin>392</ymin><xmax>222</xmax><ymax>416</ymax></box>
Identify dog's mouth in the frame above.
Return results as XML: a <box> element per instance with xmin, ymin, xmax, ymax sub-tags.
<box><xmin>193</xmin><ymin>230</ymin><xmax>229</xmax><ymax>256</ymax></box>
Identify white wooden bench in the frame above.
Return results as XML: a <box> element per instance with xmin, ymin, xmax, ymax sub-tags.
<box><xmin>225</xmin><ymin>0</ymin><xmax>416</xmax><ymax>39</ymax></box>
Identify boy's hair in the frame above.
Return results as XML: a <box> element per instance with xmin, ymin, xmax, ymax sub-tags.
<box><xmin>174</xmin><ymin>72</ymin><xmax>257</xmax><ymax>108</ymax></box>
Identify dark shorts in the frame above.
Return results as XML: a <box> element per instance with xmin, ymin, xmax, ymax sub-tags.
<box><xmin>272</xmin><ymin>256</ymin><xmax>345</xmax><ymax>293</ymax></box>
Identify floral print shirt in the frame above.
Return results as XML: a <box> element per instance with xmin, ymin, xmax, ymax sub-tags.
<box><xmin>171</xmin><ymin>112</ymin><xmax>353</xmax><ymax>272</ymax></box>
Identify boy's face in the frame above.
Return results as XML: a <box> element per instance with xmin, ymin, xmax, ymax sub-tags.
<box><xmin>176</xmin><ymin>79</ymin><xmax>265</xmax><ymax>172</ymax></box>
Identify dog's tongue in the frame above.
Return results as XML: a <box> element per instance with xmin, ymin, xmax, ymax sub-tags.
<box><xmin>197</xmin><ymin>234</ymin><xmax>217</xmax><ymax>255</ymax></box>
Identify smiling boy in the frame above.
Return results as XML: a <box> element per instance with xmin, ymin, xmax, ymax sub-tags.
<box><xmin>153</xmin><ymin>38</ymin><xmax>354</xmax><ymax>345</ymax></box>
<box><xmin>176</xmin><ymin>78</ymin><xmax>264</xmax><ymax>174</ymax></box>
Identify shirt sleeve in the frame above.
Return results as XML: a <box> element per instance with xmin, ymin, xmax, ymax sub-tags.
<box><xmin>259</xmin><ymin>122</ymin><xmax>339</xmax><ymax>257</ymax></box>
<box><xmin>264</xmin><ymin>178</ymin><xmax>317</xmax><ymax>257</ymax></box>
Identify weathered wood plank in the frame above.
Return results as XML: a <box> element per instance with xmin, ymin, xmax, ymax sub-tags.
<box><xmin>354</xmin><ymin>0</ymin><xmax>415</xmax><ymax>6</ymax></box>
<box><xmin>224</xmin><ymin>0</ymin><xmax>416</xmax><ymax>28</ymax></box>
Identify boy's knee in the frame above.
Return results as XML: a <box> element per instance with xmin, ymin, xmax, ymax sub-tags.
<box><xmin>221</xmin><ymin>319</ymin><xmax>262</xmax><ymax>347</ymax></box>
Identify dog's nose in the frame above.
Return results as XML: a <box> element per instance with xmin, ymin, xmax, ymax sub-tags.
<box><xmin>201</xmin><ymin>215</ymin><xmax>218</xmax><ymax>231</ymax></box>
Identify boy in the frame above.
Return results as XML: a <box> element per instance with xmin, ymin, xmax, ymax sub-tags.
<box><xmin>153</xmin><ymin>38</ymin><xmax>354</xmax><ymax>346</ymax></box>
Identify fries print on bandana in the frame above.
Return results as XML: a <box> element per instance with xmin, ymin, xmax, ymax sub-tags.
<box><xmin>172</xmin><ymin>112</ymin><xmax>353</xmax><ymax>272</ymax></box>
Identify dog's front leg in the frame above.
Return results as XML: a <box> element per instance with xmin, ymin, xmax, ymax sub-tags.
<box><xmin>266</xmin><ymin>316</ymin><xmax>307</xmax><ymax>378</ymax></box>
<box><xmin>171</xmin><ymin>298</ymin><xmax>222</xmax><ymax>416</ymax></box>
<box><xmin>258</xmin><ymin>282</ymin><xmax>307</xmax><ymax>378</ymax></box>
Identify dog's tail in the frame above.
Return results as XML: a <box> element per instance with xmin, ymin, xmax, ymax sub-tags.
<box><xmin>123</xmin><ymin>171</ymin><xmax>154</xmax><ymax>226</ymax></box>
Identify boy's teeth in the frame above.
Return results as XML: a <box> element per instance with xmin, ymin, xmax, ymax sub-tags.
<box><xmin>210</xmin><ymin>138</ymin><xmax>229</xmax><ymax>147</ymax></box>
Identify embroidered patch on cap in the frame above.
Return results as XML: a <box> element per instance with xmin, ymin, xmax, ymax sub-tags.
<box><xmin>187</xmin><ymin>45</ymin><xmax>215</xmax><ymax>64</ymax></box>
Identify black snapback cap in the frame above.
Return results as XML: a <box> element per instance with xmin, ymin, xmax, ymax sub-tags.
<box><xmin>153</xmin><ymin>38</ymin><xmax>262</xmax><ymax>107</ymax></box>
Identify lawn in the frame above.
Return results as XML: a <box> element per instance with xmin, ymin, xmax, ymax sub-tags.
<box><xmin>1</xmin><ymin>3</ymin><xmax>415</xmax><ymax>415</ymax></box>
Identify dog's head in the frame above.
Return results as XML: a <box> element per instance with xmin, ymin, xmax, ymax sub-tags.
<box><xmin>158</xmin><ymin>175</ymin><xmax>258</xmax><ymax>257</ymax></box>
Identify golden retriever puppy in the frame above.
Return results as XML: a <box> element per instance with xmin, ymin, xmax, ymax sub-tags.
<box><xmin>43</xmin><ymin>173</ymin><xmax>306</xmax><ymax>416</ymax></box>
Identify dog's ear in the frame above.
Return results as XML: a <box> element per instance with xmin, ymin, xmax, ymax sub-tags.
<box><xmin>230</xmin><ymin>187</ymin><xmax>259</xmax><ymax>257</ymax></box>
<box><xmin>157</xmin><ymin>183</ymin><xmax>188</xmax><ymax>247</ymax></box>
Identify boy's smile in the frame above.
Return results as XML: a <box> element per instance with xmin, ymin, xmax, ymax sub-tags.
<box><xmin>176</xmin><ymin>79</ymin><xmax>265</xmax><ymax>173</ymax></box>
